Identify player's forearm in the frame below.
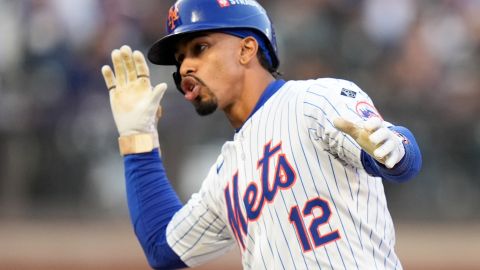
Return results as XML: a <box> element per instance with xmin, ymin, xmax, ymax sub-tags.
<box><xmin>124</xmin><ymin>149</ymin><xmax>187</xmax><ymax>269</ymax></box>
<box><xmin>361</xmin><ymin>126</ymin><xmax>422</xmax><ymax>182</ymax></box>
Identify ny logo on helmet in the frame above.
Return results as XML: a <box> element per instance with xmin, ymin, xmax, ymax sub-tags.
<box><xmin>167</xmin><ymin>4</ymin><xmax>181</xmax><ymax>31</ymax></box>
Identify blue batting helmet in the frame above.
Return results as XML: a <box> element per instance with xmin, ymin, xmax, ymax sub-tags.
<box><xmin>147</xmin><ymin>0</ymin><xmax>280</xmax><ymax>69</ymax></box>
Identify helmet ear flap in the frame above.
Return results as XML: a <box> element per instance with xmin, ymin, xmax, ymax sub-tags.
<box><xmin>172</xmin><ymin>66</ymin><xmax>183</xmax><ymax>94</ymax></box>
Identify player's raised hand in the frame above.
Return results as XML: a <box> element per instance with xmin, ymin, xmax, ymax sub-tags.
<box><xmin>333</xmin><ymin>117</ymin><xmax>405</xmax><ymax>168</ymax></box>
<box><xmin>101</xmin><ymin>45</ymin><xmax>167</xmax><ymax>155</ymax></box>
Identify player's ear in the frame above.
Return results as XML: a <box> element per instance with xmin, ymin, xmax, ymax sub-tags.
<box><xmin>239</xmin><ymin>37</ymin><xmax>258</xmax><ymax>65</ymax></box>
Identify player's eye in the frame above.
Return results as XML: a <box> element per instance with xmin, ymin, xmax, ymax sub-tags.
<box><xmin>175</xmin><ymin>53</ymin><xmax>185</xmax><ymax>65</ymax></box>
<box><xmin>192</xmin><ymin>43</ymin><xmax>208</xmax><ymax>56</ymax></box>
<box><xmin>175</xmin><ymin>42</ymin><xmax>208</xmax><ymax>64</ymax></box>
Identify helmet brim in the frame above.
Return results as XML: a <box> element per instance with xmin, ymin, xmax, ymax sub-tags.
<box><xmin>147</xmin><ymin>25</ymin><xmax>236</xmax><ymax>66</ymax></box>
<box><xmin>147</xmin><ymin>25</ymin><xmax>280</xmax><ymax>67</ymax></box>
<box><xmin>147</xmin><ymin>34</ymin><xmax>183</xmax><ymax>66</ymax></box>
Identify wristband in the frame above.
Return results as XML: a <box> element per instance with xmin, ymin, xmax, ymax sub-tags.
<box><xmin>118</xmin><ymin>133</ymin><xmax>159</xmax><ymax>156</ymax></box>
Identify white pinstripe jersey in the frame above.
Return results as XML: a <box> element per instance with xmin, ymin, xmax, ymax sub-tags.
<box><xmin>166</xmin><ymin>78</ymin><xmax>402</xmax><ymax>269</ymax></box>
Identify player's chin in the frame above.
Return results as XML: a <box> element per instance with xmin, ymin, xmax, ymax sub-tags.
<box><xmin>194</xmin><ymin>99</ymin><xmax>218</xmax><ymax>116</ymax></box>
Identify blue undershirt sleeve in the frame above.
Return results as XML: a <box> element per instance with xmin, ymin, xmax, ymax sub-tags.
<box><xmin>124</xmin><ymin>148</ymin><xmax>188</xmax><ymax>269</ymax></box>
<box><xmin>361</xmin><ymin>126</ymin><xmax>422</xmax><ymax>183</ymax></box>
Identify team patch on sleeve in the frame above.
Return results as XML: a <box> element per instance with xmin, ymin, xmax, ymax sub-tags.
<box><xmin>340</xmin><ymin>88</ymin><xmax>357</xmax><ymax>98</ymax></box>
<box><xmin>355</xmin><ymin>101</ymin><xmax>383</xmax><ymax>120</ymax></box>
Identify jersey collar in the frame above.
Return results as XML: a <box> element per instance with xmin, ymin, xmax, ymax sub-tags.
<box><xmin>236</xmin><ymin>79</ymin><xmax>286</xmax><ymax>132</ymax></box>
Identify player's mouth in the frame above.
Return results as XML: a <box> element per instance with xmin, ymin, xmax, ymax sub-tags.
<box><xmin>181</xmin><ymin>76</ymin><xmax>201</xmax><ymax>101</ymax></box>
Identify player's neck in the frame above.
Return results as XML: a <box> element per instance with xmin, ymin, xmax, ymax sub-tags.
<box><xmin>224</xmin><ymin>68</ymin><xmax>275</xmax><ymax>129</ymax></box>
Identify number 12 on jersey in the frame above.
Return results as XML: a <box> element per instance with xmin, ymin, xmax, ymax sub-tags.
<box><xmin>288</xmin><ymin>197</ymin><xmax>341</xmax><ymax>252</ymax></box>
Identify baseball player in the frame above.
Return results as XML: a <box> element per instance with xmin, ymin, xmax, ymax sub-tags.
<box><xmin>101</xmin><ymin>0</ymin><xmax>422</xmax><ymax>269</ymax></box>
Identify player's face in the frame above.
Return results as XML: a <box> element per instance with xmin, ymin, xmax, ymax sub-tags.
<box><xmin>175</xmin><ymin>32</ymin><xmax>245</xmax><ymax>115</ymax></box>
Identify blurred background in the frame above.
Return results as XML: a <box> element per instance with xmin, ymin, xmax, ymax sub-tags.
<box><xmin>0</xmin><ymin>0</ymin><xmax>479</xmax><ymax>269</ymax></box>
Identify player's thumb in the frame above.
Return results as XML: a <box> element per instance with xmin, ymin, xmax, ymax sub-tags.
<box><xmin>152</xmin><ymin>83</ymin><xmax>168</xmax><ymax>104</ymax></box>
<box><xmin>333</xmin><ymin>117</ymin><xmax>359</xmax><ymax>139</ymax></box>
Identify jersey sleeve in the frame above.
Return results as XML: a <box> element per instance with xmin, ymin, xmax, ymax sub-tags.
<box><xmin>302</xmin><ymin>78</ymin><xmax>386</xmax><ymax>168</ymax></box>
<box><xmin>124</xmin><ymin>149</ymin><xmax>187</xmax><ymax>269</ymax></box>
<box><xmin>166</xmin><ymin>156</ymin><xmax>236</xmax><ymax>267</ymax></box>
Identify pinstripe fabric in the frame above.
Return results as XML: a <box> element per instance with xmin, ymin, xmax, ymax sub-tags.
<box><xmin>166</xmin><ymin>79</ymin><xmax>402</xmax><ymax>269</ymax></box>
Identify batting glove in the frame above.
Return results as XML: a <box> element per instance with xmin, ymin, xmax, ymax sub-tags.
<box><xmin>101</xmin><ymin>45</ymin><xmax>167</xmax><ymax>155</ymax></box>
<box><xmin>333</xmin><ymin>117</ymin><xmax>405</xmax><ymax>169</ymax></box>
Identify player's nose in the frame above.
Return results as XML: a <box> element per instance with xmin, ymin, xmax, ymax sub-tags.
<box><xmin>179</xmin><ymin>57</ymin><xmax>198</xmax><ymax>77</ymax></box>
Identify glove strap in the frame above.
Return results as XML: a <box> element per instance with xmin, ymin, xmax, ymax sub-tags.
<box><xmin>118</xmin><ymin>133</ymin><xmax>159</xmax><ymax>156</ymax></box>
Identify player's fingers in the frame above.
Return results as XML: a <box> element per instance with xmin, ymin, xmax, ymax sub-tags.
<box><xmin>369</xmin><ymin>127</ymin><xmax>390</xmax><ymax>145</ymax></box>
<box><xmin>152</xmin><ymin>83</ymin><xmax>168</xmax><ymax>104</ymax></box>
<box><xmin>112</xmin><ymin>49</ymin><xmax>126</xmax><ymax>87</ymax></box>
<box><xmin>133</xmin><ymin>50</ymin><xmax>150</xmax><ymax>79</ymax></box>
<box><xmin>385</xmin><ymin>150</ymin><xmax>399</xmax><ymax>169</ymax></box>
<box><xmin>333</xmin><ymin>117</ymin><xmax>359</xmax><ymax>138</ymax></box>
<box><xmin>364</xmin><ymin>117</ymin><xmax>382</xmax><ymax>132</ymax></box>
<box><xmin>101</xmin><ymin>65</ymin><xmax>117</xmax><ymax>91</ymax></box>
<box><xmin>120</xmin><ymin>45</ymin><xmax>136</xmax><ymax>82</ymax></box>
<box><xmin>155</xmin><ymin>105</ymin><xmax>163</xmax><ymax>122</ymax></box>
<box><xmin>374</xmin><ymin>139</ymin><xmax>396</xmax><ymax>159</ymax></box>
<box><xmin>153</xmin><ymin>84</ymin><xmax>167</xmax><ymax>122</ymax></box>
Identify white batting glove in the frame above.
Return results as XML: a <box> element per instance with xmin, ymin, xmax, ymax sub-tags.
<box><xmin>333</xmin><ymin>117</ymin><xmax>405</xmax><ymax>169</ymax></box>
<box><xmin>101</xmin><ymin>45</ymin><xmax>167</xmax><ymax>155</ymax></box>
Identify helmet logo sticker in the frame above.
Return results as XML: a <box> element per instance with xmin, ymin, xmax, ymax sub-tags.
<box><xmin>167</xmin><ymin>4</ymin><xmax>181</xmax><ymax>31</ymax></box>
<box><xmin>217</xmin><ymin>0</ymin><xmax>262</xmax><ymax>8</ymax></box>
<box><xmin>217</xmin><ymin>0</ymin><xmax>231</xmax><ymax>7</ymax></box>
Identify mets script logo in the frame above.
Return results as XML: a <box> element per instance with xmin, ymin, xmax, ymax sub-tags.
<box><xmin>224</xmin><ymin>141</ymin><xmax>296</xmax><ymax>250</ymax></box>
<box><xmin>167</xmin><ymin>4</ymin><xmax>181</xmax><ymax>31</ymax></box>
